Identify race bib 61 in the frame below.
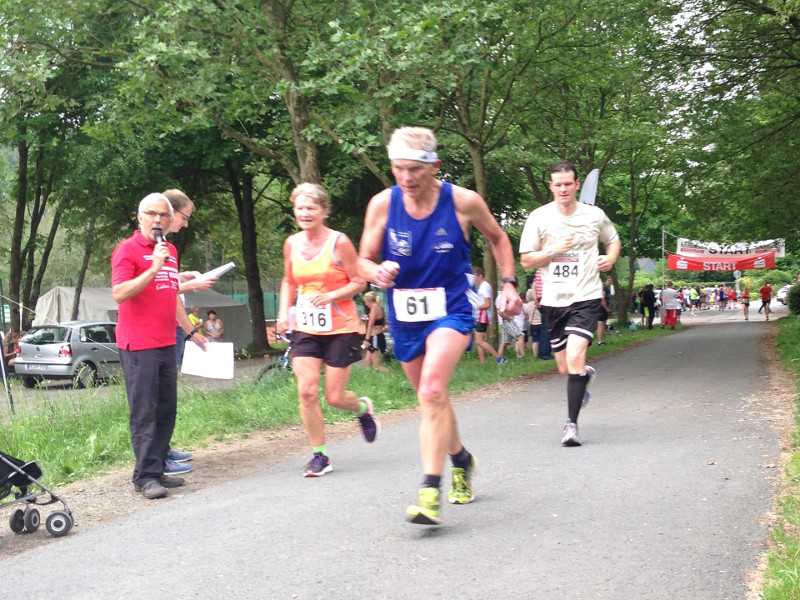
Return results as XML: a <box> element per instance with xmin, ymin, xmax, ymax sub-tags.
<box><xmin>393</xmin><ymin>287</ymin><xmax>447</xmax><ymax>322</ymax></box>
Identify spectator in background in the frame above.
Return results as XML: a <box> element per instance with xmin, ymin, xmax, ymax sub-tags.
<box><xmin>362</xmin><ymin>291</ymin><xmax>388</xmax><ymax>372</ymax></box>
<box><xmin>641</xmin><ymin>284</ymin><xmax>657</xmax><ymax>329</ymax></box>
<box><xmin>2</xmin><ymin>330</ymin><xmax>19</xmax><ymax>373</ymax></box>
<box><xmin>204</xmin><ymin>310</ymin><xmax>224</xmax><ymax>341</ymax></box>
<box><xmin>741</xmin><ymin>285</ymin><xmax>751</xmax><ymax>321</ymax></box>
<box><xmin>661</xmin><ymin>281</ymin><xmax>680</xmax><ymax>329</ymax></box>
<box><xmin>469</xmin><ymin>267</ymin><xmax>501</xmax><ymax>363</ymax></box>
<box><xmin>188</xmin><ymin>306</ymin><xmax>203</xmax><ymax>332</ymax></box>
<box><xmin>759</xmin><ymin>281</ymin><xmax>773</xmax><ymax>320</ymax></box>
<box><xmin>523</xmin><ymin>289</ymin><xmax>541</xmax><ymax>359</ymax></box>
<box><xmin>496</xmin><ymin>289</ymin><xmax>525</xmax><ymax>360</ymax></box>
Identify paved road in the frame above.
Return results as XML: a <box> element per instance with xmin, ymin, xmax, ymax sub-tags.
<box><xmin>0</xmin><ymin>317</ymin><xmax>782</xmax><ymax>599</ymax></box>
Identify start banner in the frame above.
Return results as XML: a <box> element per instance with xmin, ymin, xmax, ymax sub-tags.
<box><xmin>667</xmin><ymin>252</ymin><xmax>776</xmax><ymax>272</ymax></box>
<box><xmin>676</xmin><ymin>238</ymin><xmax>785</xmax><ymax>258</ymax></box>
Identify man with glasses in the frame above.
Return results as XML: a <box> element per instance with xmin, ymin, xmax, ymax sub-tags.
<box><xmin>112</xmin><ymin>193</ymin><xmax>207</xmax><ymax>500</ymax></box>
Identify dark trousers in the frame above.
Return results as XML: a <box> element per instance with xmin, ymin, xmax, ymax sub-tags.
<box><xmin>120</xmin><ymin>346</ymin><xmax>178</xmax><ymax>486</ymax></box>
<box><xmin>644</xmin><ymin>304</ymin><xmax>656</xmax><ymax>329</ymax></box>
<box><xmin>538</xmin><ymin>312</ymin><xmax>553</xmax><ymax>359</ymax></box>
<box><xmin>175</xmin><ymin>326</ymin><xmax>186</xmax><ymax>367</ymax></box>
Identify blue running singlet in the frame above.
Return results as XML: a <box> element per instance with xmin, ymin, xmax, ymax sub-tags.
<box><xmin>382</xmin><ymin>182</ymin><xmax>473</xmax><ymax>331</ymax></box>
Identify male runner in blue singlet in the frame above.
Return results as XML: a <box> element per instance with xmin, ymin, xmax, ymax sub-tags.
<box><xmin>359</xmin><ymin>127</ymin><xmax>522</xmax><ymax>525</ymax></box>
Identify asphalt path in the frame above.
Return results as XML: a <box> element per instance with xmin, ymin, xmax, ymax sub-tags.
<box><xmin>0</xmin><ymin>314</ymin><xmax>783</xmax><ymax>599</ymax></box>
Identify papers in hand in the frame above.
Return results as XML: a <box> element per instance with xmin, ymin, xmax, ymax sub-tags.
<box><xmin>181</xmin><ymin>342</ymin><xmax>234</xmax><ymax>379</ymax></box>
<box><xmin>199</xmin><ymin>262</ymin><xmax>236</xmax><ymax>281</ymax></box>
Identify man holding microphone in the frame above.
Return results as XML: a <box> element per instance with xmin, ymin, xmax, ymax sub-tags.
<box><xmin>112</xmin><ymin>193</ymin><xmax>207</xmax><ymax>499</ymax></box>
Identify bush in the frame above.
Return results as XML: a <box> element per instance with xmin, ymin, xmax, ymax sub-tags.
<box><xmin>788</xmin><ymin>284</ymin><xmax>800</xmax><ymax>315</ymax></box>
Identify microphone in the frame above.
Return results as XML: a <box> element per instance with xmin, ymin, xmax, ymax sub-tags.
<box><xmin>152</xmin><ymin>224</ymin><xmax>166</xmax><ymax>244</ymax></box>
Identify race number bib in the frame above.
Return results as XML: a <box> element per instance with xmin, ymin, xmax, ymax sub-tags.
<box><xmin>296</xmin><ymin>296</ymin><xmax>332</xmax><ymax>332</ymax></box>
<box><xmin>393</xmin><ymin>288</ymin><xmax>447</xmax><ymax>323</ymax></box>
<box><xmin>549</xmin><ymin>251</ymin><xmax>581</xmax><ymax>290</ymax></box>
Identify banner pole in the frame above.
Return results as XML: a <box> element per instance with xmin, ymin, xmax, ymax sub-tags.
<box><xmin>662</xmin><ymin>227</ymin><xmax>666</xmax><ymax>290</ymax></box>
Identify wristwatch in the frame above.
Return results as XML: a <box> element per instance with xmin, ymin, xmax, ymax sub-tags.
<box><xmin>501</xmin><ymin>276</ymin><xmax>518</xmax><ymax>288</ymax></box>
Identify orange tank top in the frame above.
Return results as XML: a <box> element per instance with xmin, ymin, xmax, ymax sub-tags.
<box><xmin>289</xmin><ymin>231</ymin><xmax>359</xmax><ymax>335</ymax></box>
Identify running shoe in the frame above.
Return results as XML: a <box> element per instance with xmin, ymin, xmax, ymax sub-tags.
<box><xmin>357</xmin><ymin>396</ymin><xmax>380</xmax><ymax>443</ymax></box>
<box><xmin>496</xmin><ymin>356</ymin><xmax>508</xmax><ymax>365</ymax></box>
<box><xmin>582</xmin><ymin>365</ymin><xmax>596</xmax><ymax>408</ymax></box>
<box><xmin>447</xmin><ymin>455</ymin><xmax>476</xmax><ymax>505</ymax></box>
<box><xmin>166</xmin><ymin>448</ymin><xmax>193</xmax><ymax>463</ymax></box>
<box><xmin>406</xmin><ymin>487</ymin><xmax>441</xmax><ymax>525</ymax></box>
<box><xmin>303</xmin><ymin>452</ymin><xmax>333</xmax><ymax>478</ymax></box>
<box><xmin>561</xmin><ymin>421</ymin><xmax>582</xmax><ymax>447</ymax></box>
<box><xmin>163</xmin><ymin>459</ymin><xmax>193</xmax><ymax>476</ymax></box>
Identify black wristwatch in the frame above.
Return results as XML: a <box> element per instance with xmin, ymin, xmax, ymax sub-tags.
<box><xmin>501</xmin><ymin>276</ymin><xmax>518</xmax><ymax>288</ymax></box>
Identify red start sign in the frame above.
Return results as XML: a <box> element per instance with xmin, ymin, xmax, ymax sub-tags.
<box><xmin>667</xmin><ymin>252</ymin><xmax>776</xmax><ymax>271</ymax></box>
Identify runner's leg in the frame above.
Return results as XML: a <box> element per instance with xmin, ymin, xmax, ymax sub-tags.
<box><xmin>416</xmin><ymin>328</ymin><xmax>471</xmax><ymax>476</ymax></box>
<box><xmin>292</xmin><ymin>357</ymin><xmax>325</xmax><ymax>447</ymax></box>
<box><xmin>323</xmin><ymin>364</ymin><xmax>360</xmax><ymax>412</ymax></box>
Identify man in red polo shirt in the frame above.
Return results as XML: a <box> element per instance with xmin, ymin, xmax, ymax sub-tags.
<box><xmin>112</xmin><ymin>193</ymin><xmax>206</xmax><ymax>499</ymax></box>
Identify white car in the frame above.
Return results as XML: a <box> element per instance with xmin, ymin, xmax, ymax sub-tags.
<box><xmin>777</xmin><ymin>285</ymin><xmax>791</xmax><ymax>305</ymax></box>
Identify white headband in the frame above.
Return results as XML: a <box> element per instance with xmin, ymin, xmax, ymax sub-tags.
<box><xmin>387</xmin><ymin>143</ymin><xmax>438</xmax><ymax>163</ymax></box>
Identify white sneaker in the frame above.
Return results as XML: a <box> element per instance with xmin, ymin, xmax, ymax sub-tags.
<box><xmin>561</xmin><ymin>421</ymin><xmax>582</xmax><ymax>447</ymax></box>
<box><xmin>582</xmin><ymin>365</ymin><xmax>596</xmax><ymax>408</ymax></box>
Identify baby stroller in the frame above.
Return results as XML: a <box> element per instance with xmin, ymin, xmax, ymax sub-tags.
<box><xmin>1</xmin><ymin>450</ymin><xmax>74</xmax><ymax>537</ymax></box>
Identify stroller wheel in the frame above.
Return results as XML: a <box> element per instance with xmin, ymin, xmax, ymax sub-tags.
<box><xmin>46</xmin><ymin>511</ymin><xmax>73</xmax><ymax>537</ymax></box>
<box><xmin>23</xmin><ymin>508</ymin><xmax>41</xmax><ymax>533</ymax></box>
<box><xmin>9</xmin><ymin>509</ymin><xmax>25</xmax><ymax>534</ymax></box>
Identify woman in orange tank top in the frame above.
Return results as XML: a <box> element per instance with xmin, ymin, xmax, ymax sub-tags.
<box><xmin>276</xmin><ymin>183</ymin><xmax>380</xmax><ymax>477</ymax></box>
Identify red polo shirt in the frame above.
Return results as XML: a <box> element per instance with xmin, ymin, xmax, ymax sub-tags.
<box><xmin>112</xmin><ymin>230</ymin><xmax>180</xmax><ymax>351</ymax></box>
<box><xmin>760</xmin><ymin>284</ymin><xmax>772</xmax><ymax>301</ymax></box>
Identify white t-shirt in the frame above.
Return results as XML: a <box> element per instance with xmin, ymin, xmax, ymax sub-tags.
<box><xmin>661</xmin><ymin>287</ymin><xmax>680</xmax><ymax>310</ymax></box>
<box><xmin>519</xmin><ymin>202</ymin><xmax>618</xmax><ymax>307</ymax></box>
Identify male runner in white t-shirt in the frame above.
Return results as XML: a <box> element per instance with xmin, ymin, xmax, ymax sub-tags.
<box><xmin>519</xmin><ymin>161</ymin><xmax>621</xmax><ymax>446</ymax></box>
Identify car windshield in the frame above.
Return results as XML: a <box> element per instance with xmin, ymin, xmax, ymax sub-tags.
<box><xmin>21</xmin><ymin>327</ymin><xmax>69</xmax><ymax>345</ymax></box>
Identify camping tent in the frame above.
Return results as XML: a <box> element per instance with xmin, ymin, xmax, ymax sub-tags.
<box><xmin>32</xmin><ymin>287</ymin><xmax>253</xmax><ymax>350</ymax></box>
<box><xmin>33</xmin><ymin>287</ymin><xmax>119</xmax><ymax>325</ymax></box>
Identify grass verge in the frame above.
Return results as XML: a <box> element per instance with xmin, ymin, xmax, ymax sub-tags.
<box><xmin>0</xmin><ymin>324</ymin><xmax>672</xmax><ymax>487</ymax></box>
<box><xmin>763</xmin><ymin>315</ymin><xmax>800</xmax><ymax>599</ymax></box>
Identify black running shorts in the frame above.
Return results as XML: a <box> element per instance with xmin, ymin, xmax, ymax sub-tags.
<box><xmin>540</xmin><ymin>299</ymin><xmax>602</xmax><ymax>352</ymax></box>
<box><xmin>290</xmin><ymin>332</ymin><xmax>363</xmax><ymax>368</ymax></box>
<box><xmin>474</xmin><ymin>322</ymin><xmax>488</xmax><ymax>333</ymax></box>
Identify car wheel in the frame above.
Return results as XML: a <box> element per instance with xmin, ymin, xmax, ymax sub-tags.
<box><xmin>21</xmin><ymin>376</ymin><xmax>41</xmax><ymax>389</ymax></box>
<box><xmin>73</xmin><ymin>362</ymin><xmax>97</xmax><ymax>389</ymax></box>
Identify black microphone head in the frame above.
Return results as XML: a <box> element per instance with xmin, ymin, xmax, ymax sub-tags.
<box><xmin>152</xmin><ymin>225</ymin><xmax>165</xmax><ymax>243</ymax></box>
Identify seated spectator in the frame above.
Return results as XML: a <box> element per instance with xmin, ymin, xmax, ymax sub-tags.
<box><xmin>188</xmin><ymin>306</ymin><xmax>203</xmax><ymax>332</ymax></box>
<box><xmin>204</xmin><ymin>310</ymin><xmax>224</xmax><ymax>341</ymax></box>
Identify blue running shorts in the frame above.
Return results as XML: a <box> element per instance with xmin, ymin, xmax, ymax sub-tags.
<box><xmin>390</xmin><ymin>313</ymin><xmax>475</xmax><ymax>363</ymax></box>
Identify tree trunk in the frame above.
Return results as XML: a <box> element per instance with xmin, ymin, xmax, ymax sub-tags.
<box><xmin>9</xmin><ymin>137</ymin><xmax>29</xmax><ymax>334</ymax></box>
<box><xmin>466</xmin><ymin>140</ymin><xmax>501</xmax><ymax>345</ymax></box>
<box><xmin>30</xmin><ymin>203</ymin><xmax>64</xmax><ymax>324</ymax></box>
<box><xmin>227</xmin><ymin>161</ymin><xmax>269</xmax><ymax>353</ymax></box>
<box><xmin>71</xmin><ymin>217</ymin><xmax>95</xmax><ymax>320</ymax></box>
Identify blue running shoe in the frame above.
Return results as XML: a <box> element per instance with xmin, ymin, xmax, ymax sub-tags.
<box><xmin>164</xmin><ymin>459</ymin><xmax>193</xmax><ymax>476</ymax></box>
<box><xmin>167</xmin><ymin>448</ymin><xmax>193</xmax><ymax>463</ymax></box>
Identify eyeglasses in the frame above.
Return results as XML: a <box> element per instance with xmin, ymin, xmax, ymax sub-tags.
<box><xmin>176</xmin><ymin>209</ymin><xmax>191</xmax><ymax>222</ymax></box>
<box><xmin>141</xmin><ymin>210</ymin><xmax>172</xmax><ymax>219</ymax></box>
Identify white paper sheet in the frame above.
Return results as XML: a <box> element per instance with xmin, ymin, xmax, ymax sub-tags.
<box><xmin>199</xmin><ymin>262</ymin><xmax>236</xmax><ymax>281</ymax></box>
<box><xmin>181</xmin><ymin>342</ymin><xmax>234</xmax><ymax>379</ymax></box>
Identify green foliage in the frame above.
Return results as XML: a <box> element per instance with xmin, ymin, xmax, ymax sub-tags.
<box><xmin>789</xmin><ymin>284</ymin><xmax>800</xmax><ymax>316</ymax></box>
<box><xmin>767</xmin><ymin>316</ymin><xmax>800</xmax><ymax>598</ymax></box>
